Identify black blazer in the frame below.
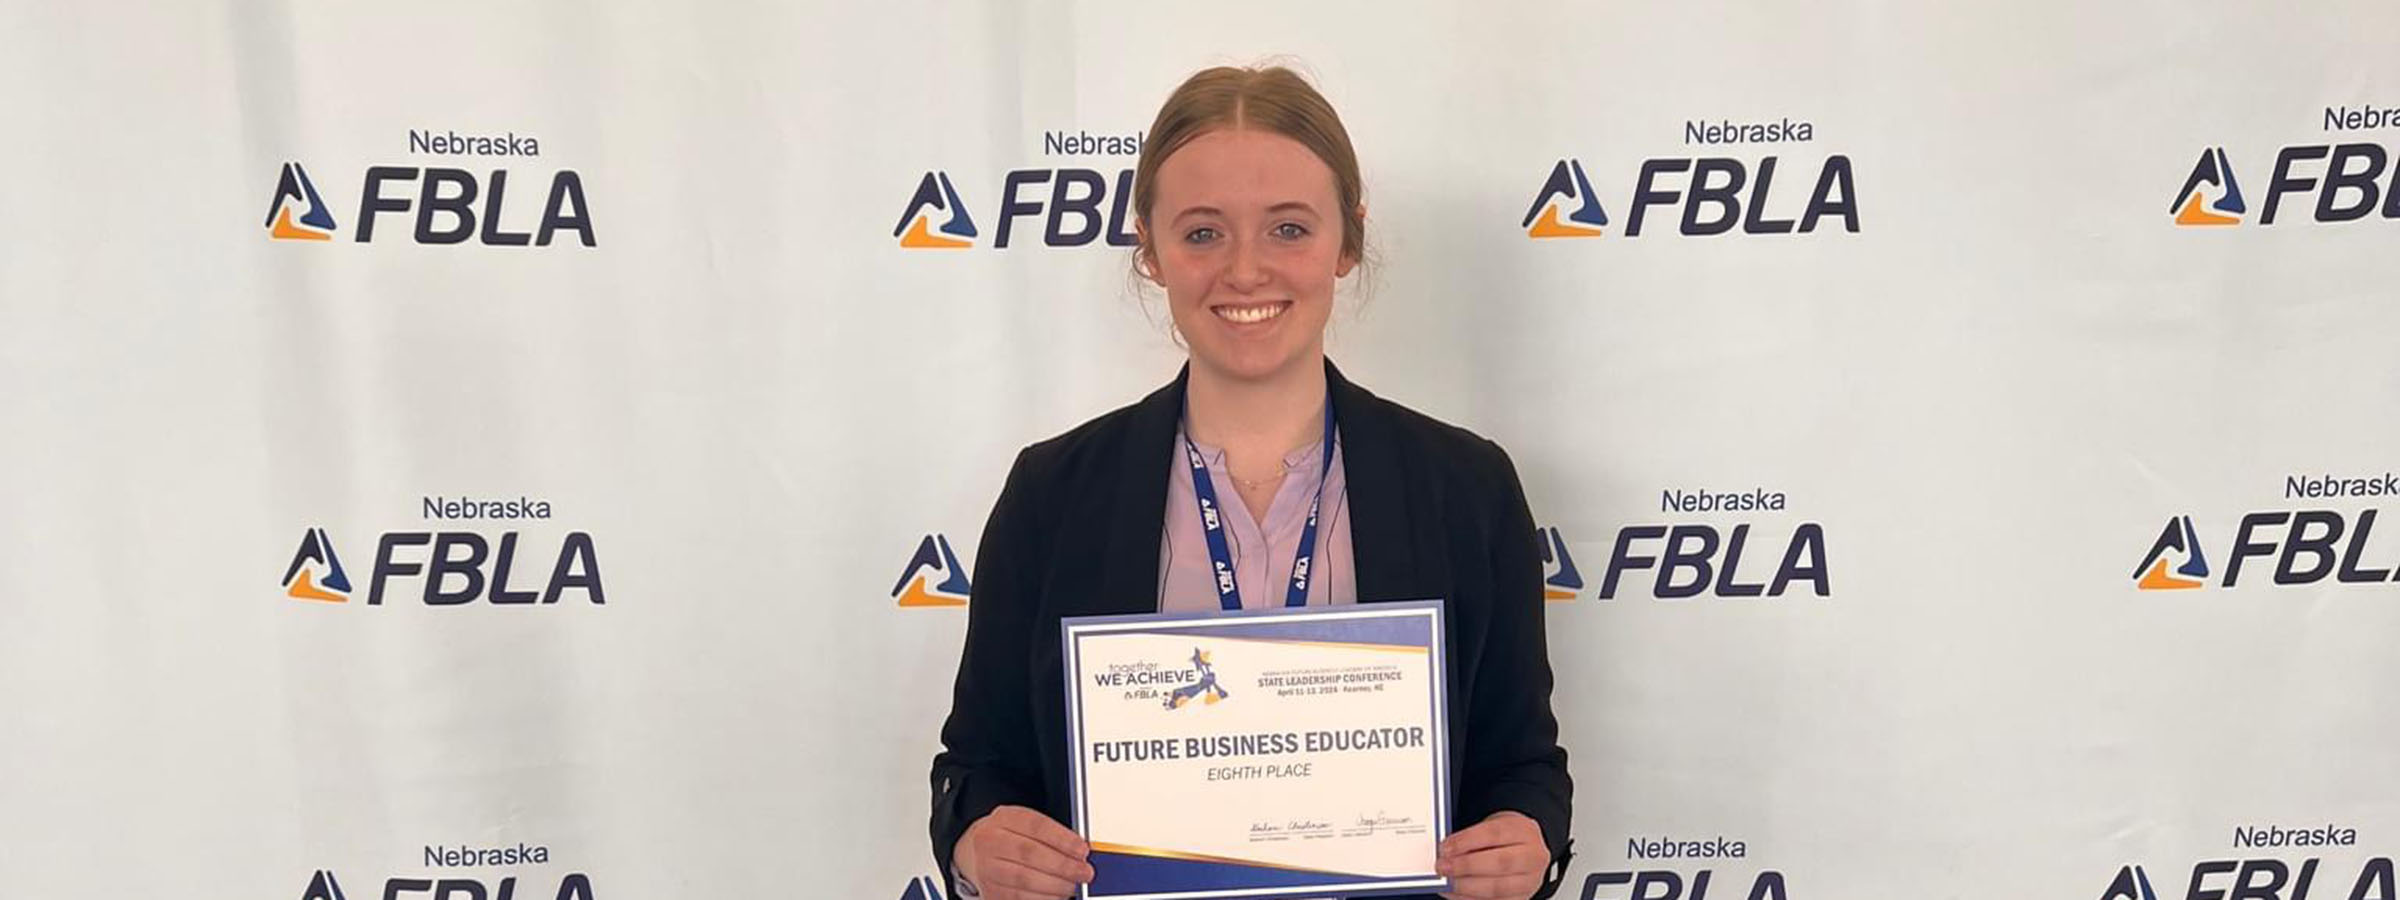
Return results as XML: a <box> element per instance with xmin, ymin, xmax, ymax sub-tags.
<box><xmin>930</xmin><ymin>361</ymin><xmax>1574</xmax><ymax>899</ymax></box>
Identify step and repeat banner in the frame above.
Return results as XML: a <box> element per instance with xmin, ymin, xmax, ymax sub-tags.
<box><xmin>1</xmin><ymin>1</ymin><xmax>2394</xmax><ymax>898</ymax></box>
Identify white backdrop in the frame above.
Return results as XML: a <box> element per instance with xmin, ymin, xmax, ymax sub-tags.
<box><xmin>1</xmin><ymin>2</ymin><xmax>2395</xmax><ymax>899</ymax></box>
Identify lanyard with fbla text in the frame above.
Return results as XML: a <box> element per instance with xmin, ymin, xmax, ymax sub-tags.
<box><xmin>1181</xmin><ymin>401</ymin><xmax>1337</xmax><ymax>611</ymax></box>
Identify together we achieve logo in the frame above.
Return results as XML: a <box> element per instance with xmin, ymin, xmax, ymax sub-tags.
<box><xmin>1088</xmin><ymin>648</ymin><xmax>1220</xmax><ymax>709</ymax></box>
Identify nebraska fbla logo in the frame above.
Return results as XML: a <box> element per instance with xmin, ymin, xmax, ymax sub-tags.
<box><xmin>283</xmin><ymin>527</ymin><xmax>353</xmax><ymax>602</ymax></box>
<box><xmin>1589</xmin><ymin>488</ymin><xmax>1830</xmax><ymax>601</ymax></box>
<box><xmin>281</xmin><ymin>497</ymin><xmax>604</xmax><ymax>606</ymax></box>
<box><xmin>1523</xmin><ymin>160</ymin><xmax>1609</xmax><ymax>238</ymax></box>
<box><xmin>1580</xmin><ymin>834</ymin><xmax>1789</xmax><ymax>900</ymax></box>
<box><xmin>1537</xmin><ymin>526</ymin><xmax>1585</xmax><ymax>600</ymax></box>
<box><xmin>2132</xmin><ymin>473</ymin><xmax>2399</xmax><ymax>591</ymax></box>
<box><xmin>2100</xmin><ymin>821</ymin><xmax>2392</xmax><ymax>900</ymax></box>
<box><xmin>2171</xmin><ymin>103</ymin><xmax>2400</xmax><ymax>227</ymax></box>
<box><xmin>1524</xmin><ymin>117</ymin><xmax>1859</xmax><ymax>240</ymax></box>
<box><xmin>900</xmin><ymin>875</ymin><xmax>945</xmax><ymax>900</ymax></box>
<box><xmin>2134</xmin><ymin>515</ymin><xmax>2212</xmax><ymax>589</ymax></box>
<box><xmin>892</xmin><ymin>533</ymin><xmax>972</xmax><ymax>607</ymax></box>
<box><xmin>894</xmin><ymin>172</ymin><xmax>979</xmax><ymax>248</ymax></box>
<box><xmin>265</xmin><ymin>129</ymin><xmax>594</xmax><ymax>247</ymax></box>
<box><xmin>2172</xmin><ymin>148</ymin><xmax>2248</xmax><ymax>226</ymax></box>
<box><xmin>267</xmin><ymin>163</ymin><xmax>340</xmax><ymax>240</ymax></box>
<box><xmin>892</xmin><ymin>128</ymin><xmax>1146</xmax><ymax>250</ymax></box>
<box><xmin>2102</xmin><ymin>865</ymin><xmax>2159</xmax><ymax>900</ymax></box>
<box><xmin>299</xmin><ymin>841</ymin><xmax>595</xmax><ymax>900</ymax></box>
<box><xmin>301</xmin><ymin>870</ymin><xmax>349</xmax><ymax>900</ymax></box>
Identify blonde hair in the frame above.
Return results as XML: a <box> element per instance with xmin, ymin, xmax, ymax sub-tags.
<box><xmin>1132</xmin><ymin>65</ymin><xmax>1366</xmax><ymax>268</ymax></box>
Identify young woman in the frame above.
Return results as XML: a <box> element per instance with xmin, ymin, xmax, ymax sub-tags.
<box><xmin>929</xmin><ymin>65</ymin><xmax>1572</xmax><ymax>900</ymax></box>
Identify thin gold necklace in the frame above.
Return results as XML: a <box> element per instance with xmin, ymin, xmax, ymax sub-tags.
<box><xmin>1228</xmin><ymin>462</ymin><xmax>1293</xmax><ymax>491</ymax></box>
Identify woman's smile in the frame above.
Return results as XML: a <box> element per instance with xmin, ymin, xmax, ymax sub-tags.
<box><xmin>1210</xmin><ymin>300</ymin><xmax>1292</xmax><ymax>326</ymax></box>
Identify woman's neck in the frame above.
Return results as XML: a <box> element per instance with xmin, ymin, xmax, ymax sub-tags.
<box><xmin>1184</xmin><ymin>354</ymin><xmax>1329</xmax><ymax>455</ymax></box>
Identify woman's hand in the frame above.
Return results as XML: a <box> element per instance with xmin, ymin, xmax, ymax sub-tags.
<box><xmin>956</xmin><ymin>805</ymin><xmax>1095</xmax><ymax>900</ymax></box>
<box><xmin>1437</xmin><ymin>811</ymin><xmax>1550</xmax><ymax>900</ymax></box>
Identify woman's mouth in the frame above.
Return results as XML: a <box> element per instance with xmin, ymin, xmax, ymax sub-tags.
<box><xmin>1211</xmin><ymin>301</ymin><xmax>1291</xmax><ymax>325</ymax></box>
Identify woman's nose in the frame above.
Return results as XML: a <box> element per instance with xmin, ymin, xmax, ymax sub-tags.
<box><xmin>1224</xmin><ymin>238</ymin><xmax>1268</xmax><ymax>290</ymax></box>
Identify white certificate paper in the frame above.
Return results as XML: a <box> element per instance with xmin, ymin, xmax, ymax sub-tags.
<box><xmin>1061</xmin><ymin>602</ymin><xmax>1451</xmax><ymax>900</ymax></box>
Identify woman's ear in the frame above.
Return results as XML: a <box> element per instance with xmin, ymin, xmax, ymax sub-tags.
<box><xmin>1336</xmin><ymin>202</ymin><xmax>1367</xmax><ymax>277</ymax></box>
<box><xmin>1135</xmin><ymin>220</ymin><xmax>1163</xmax><ymax>284</ymax></box>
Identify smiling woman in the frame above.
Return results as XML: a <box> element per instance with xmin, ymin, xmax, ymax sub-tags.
<box><xmin>929</xmin><ymin>65</ymin><xmax>1574</xmax><ymax>900</ymax></box>
<box><xmin>1129</xmin><ymin>67</ymin><xmax>1368</xmax><ymax>524</ymax></box>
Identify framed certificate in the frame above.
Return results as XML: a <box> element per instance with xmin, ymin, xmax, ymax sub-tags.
<box><xmin>1061</xmin><ymin>601</ymin><xmax>1451</xmax><ymax>900</ymax></box>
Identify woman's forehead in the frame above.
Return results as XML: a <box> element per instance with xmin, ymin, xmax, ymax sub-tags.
<box><xmin>1153</xmin><ymin>128</ymin><xmax>1338</xmax><ymax>214</ymax></box>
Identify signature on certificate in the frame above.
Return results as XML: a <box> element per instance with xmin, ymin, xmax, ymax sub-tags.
<box><xmin>1251</xmin><ymin>819</ymin><xmax>1332</xmax><ymax>835</ymax></box>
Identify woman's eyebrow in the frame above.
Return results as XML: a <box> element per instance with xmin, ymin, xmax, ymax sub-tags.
<box><xmin>1174</xmin><ymin>202</ymin><xmax>1321</xmax><ymax>223</ymax></box>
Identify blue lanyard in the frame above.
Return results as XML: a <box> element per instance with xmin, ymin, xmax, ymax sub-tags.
<box><xmin>1181</xmin><ymin>401</ymin><xmax>1338</xmax><ymax>611</ymax></box>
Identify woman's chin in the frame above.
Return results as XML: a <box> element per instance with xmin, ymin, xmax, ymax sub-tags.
<box><xmin>1195</xmin><ymin>346</ymin><xmax>1318</xmax><ymax>384</ymax></box>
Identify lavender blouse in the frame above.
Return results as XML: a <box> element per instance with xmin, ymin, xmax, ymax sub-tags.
<box><xmin>1156</xmin><ymin>424</ymin><xmax>1357</xmax><ymax>612</ymax></box>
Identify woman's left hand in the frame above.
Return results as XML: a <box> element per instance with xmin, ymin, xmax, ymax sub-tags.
<box><xmin>1436</xmin><ymin>811</ymin><xmax>1549</xmax><ymax>900</ymax></box>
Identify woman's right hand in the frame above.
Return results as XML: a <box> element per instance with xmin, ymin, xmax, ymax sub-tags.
<box><xmin>956</xmin><ymin>805</ymin><xmax>1096</xmax><ymax>900</ymax></box>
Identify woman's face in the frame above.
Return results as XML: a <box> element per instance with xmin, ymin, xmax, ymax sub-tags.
<box><xmin>1143</xmin><ymin>128</ymin><xmax>1355</xmax><ymax>386</ymax></box>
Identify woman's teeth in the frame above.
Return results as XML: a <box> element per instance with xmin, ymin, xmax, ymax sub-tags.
<box><xmin>1214</xmin><ymin>302</ymin><xmax>1288</xmax><ymax>324</ymax></box>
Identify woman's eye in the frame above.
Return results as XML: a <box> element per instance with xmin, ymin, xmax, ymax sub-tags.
<box><xmin>1273</xmin><ymin>223</ymin><xmax>1309</xmax><ymax>240</ymax></box>
<box><xmin>1184</xmin><ymin>227</ymin><xmax>1220</xmax><ymax>244</ymax></box>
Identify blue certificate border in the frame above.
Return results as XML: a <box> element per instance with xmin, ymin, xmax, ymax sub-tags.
<box><xmin>1061</xmin><ymin>601</ymin><xmax>1452</xmax><ymax>900</ymax></box>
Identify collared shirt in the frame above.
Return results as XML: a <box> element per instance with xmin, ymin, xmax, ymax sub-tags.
<box><xmin>1157</xmin><ymin>424</ymin><xmax>1357</xmax><ymax>612</ymax></box>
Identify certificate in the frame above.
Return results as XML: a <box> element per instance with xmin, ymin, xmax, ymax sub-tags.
<box><xmin>1061</xmin><ymin>602</ymin><xmax>1451</xmax><ymax>900</ymax></box>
